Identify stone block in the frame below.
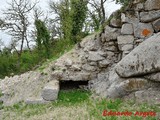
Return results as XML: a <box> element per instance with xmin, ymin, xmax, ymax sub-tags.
<box><xmin>133</xmin><ymin>23</ymin><xmax>154</xmax><ymax>38</ymax></box>
<box><xmin>117</xmin><ymin>35</ymin><xmax>134</xmax><ymax>45</ymax></box>
<box><xmin>145</xmin><ymin>0</ymin><xmax>160</xmax><ymax>10</ymax></box>
<box><xmin>41</xmin><ymin>80</ymin><xmax>59</xmax><ymax>101</ymax></box>
<box><xmin>140</xmin><ymin>10</ymin><xmax>160</xmax><ymax>22</ymax></box>
<box><xmin>121</xmin><ymin>23</ymin><xmax>134</xmax><ymax>35</ymax></box>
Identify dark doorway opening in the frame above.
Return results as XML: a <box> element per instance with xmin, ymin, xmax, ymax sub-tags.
<box><xmin>60</xmin><ymin>80</ymin><xmax>89</xmax><ymax>90</ymax></box>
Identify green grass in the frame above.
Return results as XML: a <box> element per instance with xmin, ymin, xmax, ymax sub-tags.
<box><xmin>1</xmin><ymin>90</ymin><xmax>160</xmax><ymax>120</ymax></box>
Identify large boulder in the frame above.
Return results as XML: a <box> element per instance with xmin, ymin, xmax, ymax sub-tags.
<box><xmin>115</xmin><ymin>33</ymin><xmax>160</xmax><ymax>78</ymax></box>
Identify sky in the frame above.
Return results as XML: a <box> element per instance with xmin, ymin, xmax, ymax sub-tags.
<box><xmin>0</xmin><ymin>0</ymin><xmax>121</xmax><ymax>47</ymax></box>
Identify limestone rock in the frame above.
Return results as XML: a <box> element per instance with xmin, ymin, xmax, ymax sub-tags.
<box><xmin>117</xmin><ymin>35</ymin><xmax>134</xmax><ymax>45</ymax></box>
<box><xmin>144</xmin><ymin>72</ymin><xmax>160</xmax><ymax>82</ymax></box>
<box><xmin>104</xmin><ymin>26</ymin><xmax>121</xmax><ymax>41</ymax></box>
<box><xmin>135</xmin><ymin>88</ymin><xmax>160</xmax><ymax>105</ymax></box>
<box><xmin>110</xmin><ymin>18</ymin><xmax>122</xmax><ymax>28</ymax></box>
<box><xmin>152</xmin><ymin>18</ymin><xmax>160</xmax><ymax>32</ymax></box>
<box><xmin>106</xmin><ymin>78</ymin><xmax>151</xmax><ymax>98</ymax></box>
<box><xmin>121</xmin><ymin>23</ymin><xmax>134</xmax><ymax>35</ymax></box>
<box><xmin>134</xmin><ymin>3</ymin><xmax>144</xmax><ymax>11</ymax></box>
<box><xmin>99</xmin><ymin>60</ymin><xmax>110</xmax><ymax>68</ymax></box>
<box><xmin>116</xmin><ymin>33</ymin><xmax>160</xmax><ymax>78</ymax></box>
<box><xmin>133</xmin><ymin>23</ymin><xmax>154</xmax><ymax>38</ymax></box>
<box><xmin>119</xmin><ymin>44</ymin><xmax>134</xmax><ymax>51</ymax></box>
<box><xmin>145</xmin><ymin>0</ymin><xmax>160</xmax><ymax>10</ymax></box>
<box><xmin>140</xmin><ymin>10</ymin><xmax>160</xmax><ymax>22</ymax></box>
<box><xmin>41</xmin><ymin>80</ymin><xmax>59</xmax><ymax>101</ymax></box>
<box><xmin>88</xmin><ymin>51</ymin><xmax>105</xmax><ymax>62</ymax></box>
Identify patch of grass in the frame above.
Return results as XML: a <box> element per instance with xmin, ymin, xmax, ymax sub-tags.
<box><xmin>53</xmin><ymin>89</ymin><xmax>91</xmax><ymax>106</ymax></box>
<box><xmin>1</xmin><ymin>90</ymin><xmax>160</xmax><ymax>120</ymax></box>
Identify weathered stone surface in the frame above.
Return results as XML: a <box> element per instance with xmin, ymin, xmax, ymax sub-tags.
<box><xmin>110</xmin><ymin>18</ymin><xmax>122</xmax><ymax>28</ymax></box>
<box><xmin>99</xmin><ymin>60</ymin><xmax>110</xmax><ymax>68</ymax></box>
<box><xmin>152</xmin><ymin>18</ymin><xmax>160</xmax><ymax>32</ymax></box>
<box><xmin>145</xmin><ymin>0</ymin><xmax>160</xmax><ymax>10</ymax></box>
<box><xmin>116</xmin><ymin>33</ymin><xmax>160</xmax><ymax>78</ymax></box>
<box><xmin>140</xmin><ymin>10</ymin><xmax>160</xmax><ymax>22</ymax></box>
<box><xmin>135</xmin><ymin>88</ymin><xmax>160</xmax><ymax>105</ymax></box>
<box><xmin>88</xmin><ymin>51</ymin><xmax>105</xmax><ymax>62</ymax></box>
<box><xmin>41</xmin><ymin>80</ymin><xmax>59</xmax><ymax>101</ymax></box>
<box><xmin>117</xmin><ymin>35</ymin><xmax>134</xmax><ymax>45</ymax></box>
<box><xmin>144</xmin><ymin>72</ymin><xmax>160</xmax><ymax>82</ymax></box>
<box><xmin>121</xmin><ymin>13</ymin><xmax>139</xmax><ymax>25</ymax></box>
<box><xmin>119</xmin><ymin>44</ymin><xmax>134</xmax><ymax>51</ymax></box>
<box><xmin>121</xmin><ymin>23</ymin><xmax>134</xmax><ymax>35</ymax></box>
<box><xmin>133</xmin><ymin>23</ymin><xmax>154</xmax><ymax>38</ymax></box>
<box><xmin>104</xmin><ymin>26</ymin><xmax>121</xmax><ymax>41</ymax></box>
<box><xmin>134</xmin><ymin>3</ymin><xmax>144</xmax><ymax>11</ymax></box>
<box><xmin>106</xmin><ymin>78</ymin><xmax>151</xmax><ymax>98</ymax></box>
<box><xmin>82</xmin><ymin>64</ymin><xmax>97</xmax><ymax>72</ymax></box>
<box><xmin>64</xmin><ymin>59</ymin><xmax>73</xmax><ymax>67</ymax></box>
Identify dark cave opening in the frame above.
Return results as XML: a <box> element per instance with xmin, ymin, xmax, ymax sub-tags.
<box><xmin>60</xmin><ymin>80</ymin><xmax>89</xmax><ymax>90</ymax></box>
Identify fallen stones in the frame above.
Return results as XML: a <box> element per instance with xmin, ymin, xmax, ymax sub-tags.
<box><xmin>41</xmin><ymin>80</ymin><xmax>59</xmax><ymax>101</ymax></box>
<box><xmin>116</xmin><ymin>33</ymin><xmax>160</xmax><ymax>78</ymax></box>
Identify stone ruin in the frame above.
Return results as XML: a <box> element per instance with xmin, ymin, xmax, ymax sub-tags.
<box><xmin>0</xmin><ymin>0</ymin><xmax>160</xmax><ymax>106</ymax></box>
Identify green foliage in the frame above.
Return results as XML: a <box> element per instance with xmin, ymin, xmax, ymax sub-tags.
<box><xmin>50</xmin><ymin>0</ymin><xmax>88</xmax><ymax>43</ymax></box>
<box><xmin>55</xmin><ymin>89</ymin><xmax>91</xmax><ymax>106</ymax></box>
<box><xmin>35</xmin><ymin>19</ymin><xmax>51</xmax><ymax>58</ymax></box>
<box><xmin>2</xmin><ymin>91</ymin><xmax>160</xmax><ymax>120</ymax></box>
<box><xmin>70</xmin><ymin>0</ymin><xmax>88</xmax><ymax>43</ymax></box>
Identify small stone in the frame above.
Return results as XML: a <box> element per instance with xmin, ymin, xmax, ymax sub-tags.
<box><xmin>88</xmin><ymin>51</ymin><xmax>105</xmax><ymax>62</ymax></box>
<box><xmin>99</xmin><ymin>60</ymin><xmax>110</xmax><ymax>68</ymax></box>
<box><xmin>109</xmin><ymin>18</ymin><xmax>122</xmax><ymax>28</ymax></box>
<box><xmin>117</xmin><ymin>35</ymin><xmax>134</xmax><ymax>45</ymax></box>
<box><xmin>121</xmin><ymin>23</ymin><xmax>134</xmax><ymax>35</ymax></box>
<box><xmin>152</xmin><ymin>18</ymin><xmax>160</xmax><ymax>32</ymax></box>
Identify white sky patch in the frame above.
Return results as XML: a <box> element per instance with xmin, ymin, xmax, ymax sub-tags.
<box><xmin>0</xmin><ymin>0</ymin><xmax>121</xmax><ymax>47</ymax></box>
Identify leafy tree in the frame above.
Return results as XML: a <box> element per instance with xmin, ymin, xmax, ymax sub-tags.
<box><xmin>0</xmin><ymin>0</ymin><xmax>37</xmax><ymax>67</ymax></box>
<box><xmin>70</xmin><ymin>0</ymin><xmax>88</xmax><ymax>43</ymax></box>
<box><xmin>34</xmin><ymin>19</ymin><xmax>51</xmax><ymax>58</ymax></box>
<box><xmin>49</xmin><ymin>0</ymin><xmax>88</xmax><ymax>43</ymax></box>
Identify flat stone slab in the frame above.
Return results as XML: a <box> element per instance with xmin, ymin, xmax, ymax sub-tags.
<box><xmin>41</xmin><ymin>80</ymin><xmax>59</xmax><ymax>101</ymax></box>
<box><xmin>25</xmin><ymin>97</ymin><xmax>50</xmax><ymax>104</ymax></box>
<box><xmin>116</xmin><ymin>33</ymin><xmax>160</xmax><ymax>78</ymax></box>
